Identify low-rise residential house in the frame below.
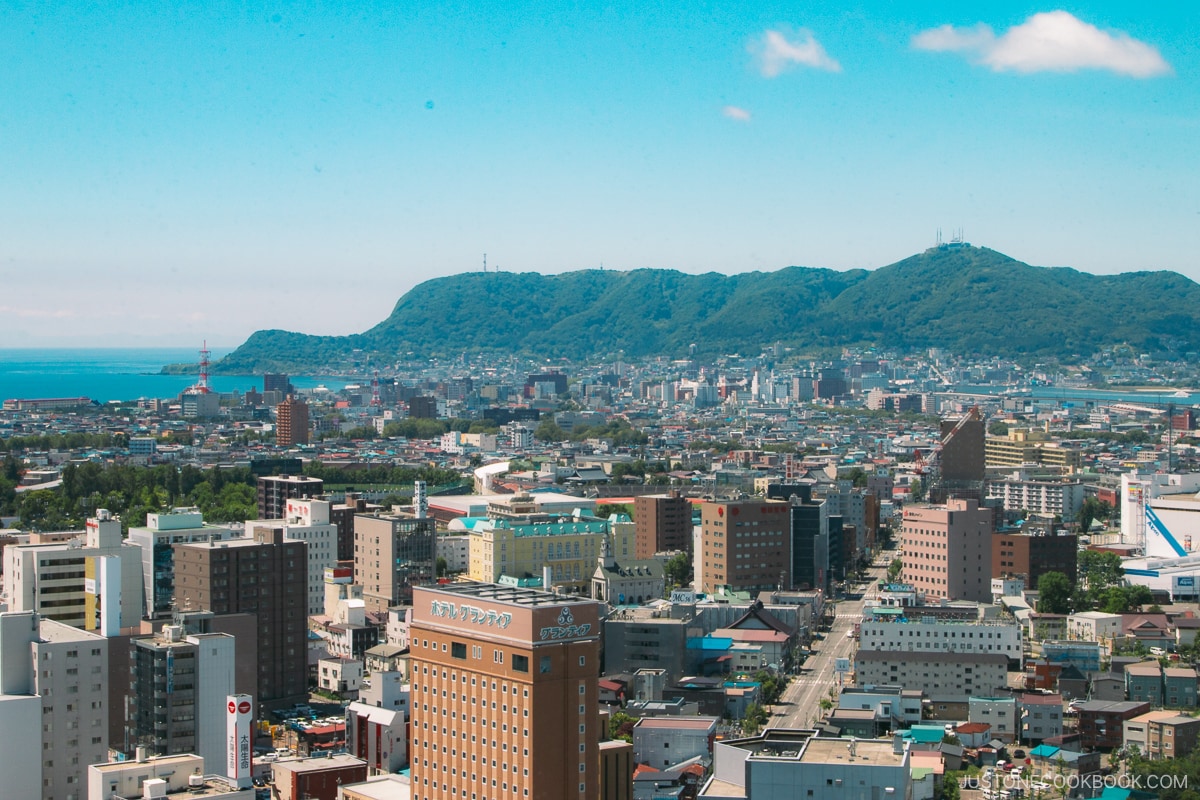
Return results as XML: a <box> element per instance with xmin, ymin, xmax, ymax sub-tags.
<box><xmin>1165</xmin><ymin>666</ymin><xmax>1199</xmax><ymax>708</ymax></box>
<box><xmin>1077</xmin><ymin>701</ymin><xmax>1152</xmax><ymax>750</ymax></box>
<box><xmin>1120</xmin><ymin>614</ymin><xmax>1173</xmax><ymax>651</ymax></box>
<box><xmin>1021</xmin><ymin>693</ymin><xmax>1064</xmax><ymax>742</ymax></box>
<box><xmin>1125</xmin><ymin>661</ymin><xmax>1164</xmax><ymax>705</ymax></box>
<box><xmin>969</xmin><ymin>696</ymin><xmax>1019</xmax><ymax>743</ymax></box>
<box><xmin>363</xmin><ymin>643</ymin><xmax>408</xmax><ymax>677</ymax></box>
<box><xmin>1145</xmin><ymin>712</ymin><xmax>1200</xmax><ymax>760</ymax></box>
<box><xmin>953</xmin><ymin>722</ymin><xmax>992</xmax><ymax>748</ymax></box>
<box><xmin>1124</xmin><ymin>710</ymin><xmax>1176</xmax><ymax>756</ymax></box>
<box><xmin>1067</xmin><ymin>611</ymin><xmax>1122</xmax><ymax>646</ymax></box>
<box><xmin>1175</xmin><ymin>617</ymin><xmax>1200</xmax><ymax>649</ymax></box>
<box><xmin>319</xmin><ymin>656</ymin><xmax>363</xmax><ymax>699</ymax></box>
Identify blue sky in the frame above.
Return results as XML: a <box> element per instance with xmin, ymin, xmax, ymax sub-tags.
<box><xmin>1</xmin><ymin>2</ymin><xmax>1195</xmax><ymax>347</ymax></box>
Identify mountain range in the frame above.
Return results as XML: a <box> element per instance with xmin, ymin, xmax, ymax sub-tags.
<box><xmin>216</xmin><ymin>245</ymin><xmax>1200</xmax><ymax>372</ymax></box>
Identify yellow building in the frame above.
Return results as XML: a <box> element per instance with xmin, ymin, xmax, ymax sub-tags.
<box><xmin>986</xmin><ymin>430</ymin><xmax>1081</xmax><ymax>471</ymax></box>
<box><xmin>468</xmin><ymin>513</ymin><xmax>635</xmax><ymax>591</ymax></box>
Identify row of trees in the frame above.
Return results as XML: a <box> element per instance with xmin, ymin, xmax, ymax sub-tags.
<box><xmin>11</xmin><ymin>462</ymin><xmax>259</xmax><ymax>531</ymax></box>
<box><xmin>2</xmin><ymin>459</ymin><xmax>466</xmax><ymax>532</ymax></box>
<box><xmin>1035</xmin><ymin>550</ymin><xmax>1153</xmax><ymax>615</ymax></box>
<box><xmin>533</xmin><ymin>418</ymin><xmax>649</xmax><ymax>447</ymax></box>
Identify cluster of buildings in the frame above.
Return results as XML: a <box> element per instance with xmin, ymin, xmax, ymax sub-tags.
<box><xmin>8</xmin><ymin>345</ymin><xmax>1200</xmax><ymax>798</ymax></box>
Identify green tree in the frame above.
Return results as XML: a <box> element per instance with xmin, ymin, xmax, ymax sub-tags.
<box><xmin>534</xmin><ymin>419</ymin><xmax>567</xmax><ymax>442</ymax></box>
<box><xmin>910</xmin><ymin>478</ymin><xmax>926</xmax><ymax>502</ymax></box>
<box><xmin>741</xmin><ymin>703</ymin><xmax>770</xmax><ymax>735</ymax></box>
<box><xmin>1036</xmin><ymin>571</ymin><xmax>1072</xmax><ymax>614</ymax></box>
<box><xmin>843</xmin><ymin>467</ymin><xmax>867</xmax><ymax>487</ymax></box>
<box><xmin>436</xmin><ymin>557</ymin><xmax>448</xmax><ymax>578</ymax></box>
<box><xmin>1098</xmin><ymin>584</ymin><xmax>1153</xmax><ymax>614</ymax></box>
<box><xmin>1077</xmin><ymin>497</ymin><xmax>1114</xmax><ymax>533</ymax></box>
<box><xmin>887</xmin><ymin>558</ymin><xmax>903</xmax><ymax>583</ymax></box>
<box><xmin>664</xmin><ymin>551</ymin><xmax>693</xmax><ymax>590</ymax></box>
<box><xmin>595</xmin><ymin>503</ymin><xmax>632</xmax><ymax>520</ymax></box>
<box><xmin>988</xmin><ymin>421</ymin><xmax>1009</xmax><ymax>436</ymax></box>
<box><xmin>608</xmin><ymin>711</ymin><xmax>637</xmax><ymax>743</ymax></box>
<box><xmin>1077</xmin><ymin>550</ymin><xmax>1124</xmax><ymax>605</ymax></box>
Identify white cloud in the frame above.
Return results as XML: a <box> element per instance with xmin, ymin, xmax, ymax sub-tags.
<box><xmin>722</xmin><ymin>105</ymin><xmax>752</xmax><ymax>121</ymax></box>
<box><xmin>913</xmin><ymin>11</ymin><xmax>1171</xmax><ymax>78</ymax></box>
<box><xmin>752</xmin><ymin>28</ymin><xmax>841</xmax><ymax>77</ymax></box>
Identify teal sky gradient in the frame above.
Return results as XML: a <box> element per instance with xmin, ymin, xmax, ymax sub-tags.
<box><xmin>1</xmin><ymin>2</ymin><xmax>1196</xmax><ymax>347</ymax></box>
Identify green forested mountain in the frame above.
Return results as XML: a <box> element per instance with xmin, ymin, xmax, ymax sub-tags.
<box><xmin>216</xmin><ymin>246</ymin><xmax>1200</xmax><ymax>372</ymax></box>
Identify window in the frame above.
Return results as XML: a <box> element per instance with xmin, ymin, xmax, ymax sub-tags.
<box><xmin>452</xmin><ymin>642</ymin><xmax>467</xmax><ymax>660</ymax></box>
<box><xmin>540</xmin><ymin>656</ymin><xmax>552</xmax><ymax>674</ymax></box>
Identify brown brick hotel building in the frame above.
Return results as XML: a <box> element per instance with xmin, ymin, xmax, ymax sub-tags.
<box><xmin>410</xmin><ymin>582</ymin><xmax>603</xmax><ymax>800</ymax></box>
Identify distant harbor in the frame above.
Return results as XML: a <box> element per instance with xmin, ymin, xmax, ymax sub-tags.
<box><xmin>0</xmin><ymin>348</ymin><xmax>333</xmax><ymax>404</ymax></box>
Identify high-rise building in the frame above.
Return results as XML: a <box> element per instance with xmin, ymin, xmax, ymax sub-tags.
<box><xmin>4</xmin><ymin>509</ymin><xmax>145</xmax><ymax>629</ymax></box>
<box><xmin>789</xmin><ymin>498</ymin><xmax>828</xmax><ymax>593</ymax></box>
<box><xmin>263</xmin><ymin>373</ymin><xmax>291</xmax><ymax>394</ymax></box>
<box><xmin>256</xmin><ymin>474</ymin><xmax>324</xmax><ymax>520</ymax></box>
<box><xmin>933</xmin><ymin>408</ymin><xmax>986</xmax><ymax>503</ymax></box>
<box><xmin>408</xmin><ymin>396</ymin><xmax>439</xmax><ymax>419</ymax></box>
<box><xmin>901</xmin><ymin>498</ymin><xmax>994</xmax><ymax>603</ymax></box>
<box><xmin>276</xmin><ymin>395</ymin><xmax>310</xmax><ymax>446</ymax></box>
<box><xmin>331</xmin><ymin>492</ymin><xmax>376</xmax><ymax>562</ymax></box>
<box><xmin>409</xmin><ymin>582</ymin><xmax>602</xmax><ymax>800</ymax></box>
<box><xmin>633</xmin><ymin>492</ymin><xmax>692</xmax><ymax>559</ymax></box>
<box><xmin>0</xmin><ymin>611</ymin><xmax>109</xmax><ymax>800</ymax></box>
<box><xmin>253</xmin><ymin>498</ymin><xmax>338</xmax><ymax>617</ymax></box>
<box><xmin>126</xmin><ymin>625</ymin><xmax>235</xmax><ymax>772</ymax></box>
<box><xmin>127</xmin><ymin>508</ymin><xmax>240</xmax><ymax>620</ymax></box>
<box><xmin>699</xmin><ymin>500</ymin><xmax>791</xmax><ymax>595</ymax></box>
<box><xmin>523</xmin><ymin>371</ymin><xmax>568</xmax><ymax>398</ymax></box>
<box><xmin>174</xmin><ymin>526</ymin><xmax>308</xmax><ymax>707</ymax></box>
<box><xmin>355</xmin><ymin>512</ymin><xmax>437</xmax><ymax>614</ymax></box>
<box><xmin>991</xmin><ymin>527</ymin><xmax>1078</xmax><ymax>590</ymax></box>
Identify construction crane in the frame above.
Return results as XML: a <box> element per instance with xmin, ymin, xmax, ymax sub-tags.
<box><xmin>941</xmin><ymin>405</ymin><xmax>981</xmax><ymax>446</ymax></box>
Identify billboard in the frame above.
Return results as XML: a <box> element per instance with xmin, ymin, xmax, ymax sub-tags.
<box><xmin>226</xmin><ymin>694</ymin><xmax>253</xmax><ymax>788</ymax></box>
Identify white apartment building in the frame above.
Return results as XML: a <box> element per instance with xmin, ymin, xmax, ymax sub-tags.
<box><xmin>4</xmin><ymin>510</ymin><xmax>144</xmax><ymax>629</ymax></box>
<box><xmin>249</xmin><ymin>498</ymin><xmax>336</xmax><ymax>616</ymax></box>
<box><xmin>1067</xmin><ymin>611</ymin><xmax>1124</xmax><ymax>643</ymax></box>
<box><xmin>985</xmin><ymin>476</ymin><xmax>1086</xmax><ymax>519</ymax></box>
<box><xmin>858</xmin><ymin>612</ymin><xmax>1023</xmax><ymax>667</ymax></box>
<box><xmin>435</xmin><ymin>534</ymin><xmax>471</xmax><ymax>574</ymax></box>
<box><xmin>0</xmin><ymin>611</ymin><xmax>109</xmax><ymax>800</ymax></box>
<box><xmin>854</xmin><ymin>650</ymin><xmax>1009</xmax><ymax>701</ymax></box>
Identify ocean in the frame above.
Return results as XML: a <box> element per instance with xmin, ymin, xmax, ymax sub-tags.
<box><xmin>0</xmin><ymin>348</ymin><xmax>334</xmax><ymax>404</ymax></box>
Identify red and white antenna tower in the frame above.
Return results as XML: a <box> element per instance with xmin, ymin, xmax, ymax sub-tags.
<box><xmin>197</xmin><ymin>340</ymin><xmax>212</xmax><ymax>393</ymax></box>
<box><xmin>370</xmin><ymin>369</ymin><xmax>381</xmax><ymax>407</ymax></box>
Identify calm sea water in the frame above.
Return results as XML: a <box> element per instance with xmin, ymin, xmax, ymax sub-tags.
<box><xmin>0</xmin><ymin>348</ymin><xmax>333</xmax><ymax>404</ymax></box>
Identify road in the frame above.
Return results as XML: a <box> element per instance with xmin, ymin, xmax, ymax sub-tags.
<box><xmin>770</xmin><ymin>556</ymin><xmax>890</xmax><ymax>729</ymax></box>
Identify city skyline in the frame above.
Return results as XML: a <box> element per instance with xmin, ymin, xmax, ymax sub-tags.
<box><xmin>2</xmin><ymin>2</ymin><xmax>1195</xmax><ymax>348</ymax></box>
